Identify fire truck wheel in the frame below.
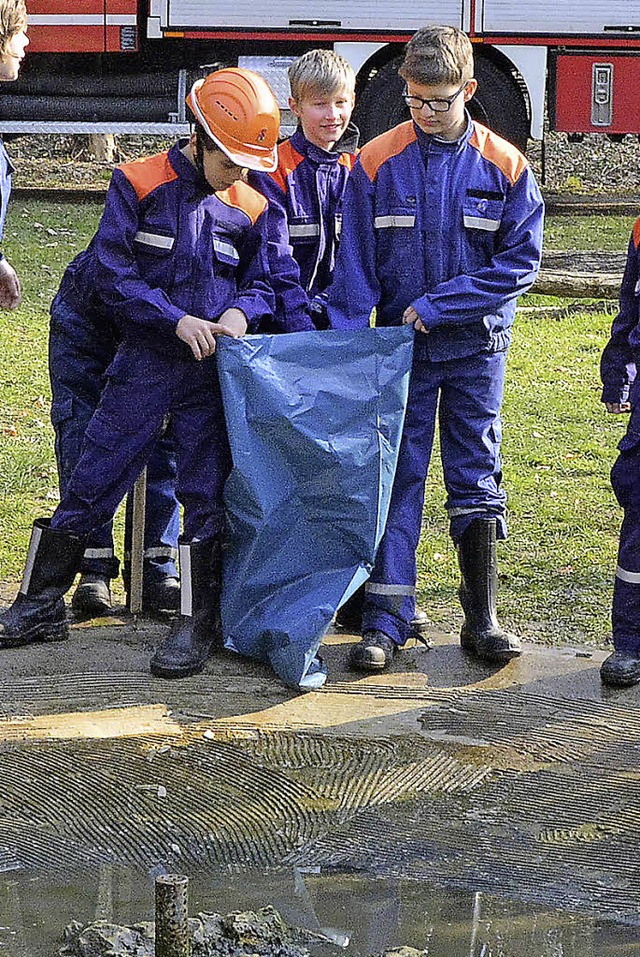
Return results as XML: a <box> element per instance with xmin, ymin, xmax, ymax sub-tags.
<box><xmin>352</xmin><ymin>56</ymin><xmax>408</xmax><ymax>145</ymax></box>
<box><xmin>353</xmin><ymin>53</ymin><xmax>530</xmax><ymax>153</ymax></box>
<box><xmin>470</xmin><ymin>56</ymin><xmax>530</xmax><ymax>153</ymax></box>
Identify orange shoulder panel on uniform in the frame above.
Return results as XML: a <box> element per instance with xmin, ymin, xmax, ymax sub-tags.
<box><xmin>217</xmin><ymin>180</ymin><xmax>268</xmax><ymax>224</ymax></box>
<box><xmin>269</xmin><ymin>139</ymin><xmax>304</xmax><ymax>192</ymax></box>
<box><xmin>469</xmin><ymin>123</ymin><xmax>528</xmax><ymax>186</ymax></box>
<box><xmin>359</xmin><ymin>122</ymin><xmax>417</xmax><ymax>182</ymax></box>
<box><xmin>338</xmin><ymin>150</ymin><xmax>358</xmax><ymax>170</ymax></box>
<box><xmin>633</xmin><ymin>217</ymin><xmax>640</xmax><ymax>249</ymax></box>
<box><xmin>118</xmin><ymin>151</ymin><xmax>178</xmax><ymax>202</ymax></box>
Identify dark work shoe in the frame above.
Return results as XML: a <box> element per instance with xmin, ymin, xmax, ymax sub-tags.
<box><xmin>600</xmin><ymin>651</ymin><xmax>640</xmax><ymax>687</ymax></box>
<box><xmin>143</xmin><ymin>577</ymin><xmax>180</xmax><ymax>614</ymax></box>
<box><xmin>71</xmin><ymin>573</ymin><xmax>112</xmax><ymax>619</ymax></box>
<box><xmin>411</xmin><ymin>609</ymin><xmax>430</xmax><ymax>635</ymax></box>
<box><xmin>348</xmin><ymin>630</ymin><xmax>397</xmax><ymax>672</ymax></box>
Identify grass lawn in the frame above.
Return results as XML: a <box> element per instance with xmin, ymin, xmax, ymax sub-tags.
<box><xmin>0</xmin><ymin>199</ymin><xmax>636</xmax><ymax>649</ymax></box>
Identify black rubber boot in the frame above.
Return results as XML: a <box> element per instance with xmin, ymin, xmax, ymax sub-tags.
<box><xmin>348</xmin><ymin>629</ymin><xmax>397</xmax><ymax>672</ymax></box>
<box><xmin>71</xmin><ymin>572</ymin><xmax>112</xmax><ymax>619</ymax></box>
<box><xmin>600</xmin><ymin>651</ymin><xmax>640</xmax><ymax>687</ymax></box>
<box><xmin>150</xmin><ymin>538</ymin><xmax>222</xmax><ymax>679</ymax></box>
<box><xmin>336</xmin><ymin>583</ymin><xmax>430</xmax><ymax>636</ymax></box>
<box><xmin>0</xmin><ymin>518</ymin><xmax>86</xmax><ymax>647</ymax></box>
<box><xmin>457</xmin><ymin>518</ymin><xmax>521</xmax><ymax>662</ymax></box>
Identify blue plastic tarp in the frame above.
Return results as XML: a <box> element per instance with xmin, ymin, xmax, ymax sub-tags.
<box><xmin>216</xmin><ymin>325</ymin><xmax>414</xmax><ymax>691</ymax></box>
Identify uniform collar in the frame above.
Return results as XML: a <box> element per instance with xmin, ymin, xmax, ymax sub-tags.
<box><xmin>290</xmin><ymin>124</ymin><xmax>359</xmax><ymax>164</ymax></box>
<box><xmin>169</xmin><ymin>138</ymin><xmax>208</xmax><ymax>188</ymax></box>
<box><xmin>413</xmin><ymin>111</ymin><xmax>474</xmax><ymax>153</ymax></box>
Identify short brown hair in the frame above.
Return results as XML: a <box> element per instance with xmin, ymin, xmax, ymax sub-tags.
<box><xmin>0</xmin><ymin>0</ymin><xmax>26</xmax><ymax>57</ymax></box>
<box><xmin>288</xmin><ymin>49</ymin><xmax>355</xmax><ymax>103</ymax></box>
<box><xmin>399</xmin><ymin>25</ymin><xmax>474</xmax><ymax>87</ymax></box>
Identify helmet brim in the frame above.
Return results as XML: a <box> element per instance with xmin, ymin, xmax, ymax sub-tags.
<box><xmin>187</xmin><ymin>80</ymin><xmax>278</xmax><ymax>173</ymax></box>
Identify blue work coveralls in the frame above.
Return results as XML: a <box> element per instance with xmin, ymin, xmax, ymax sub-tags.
<box><xmin>49</xmin><ymin>293</ymin><xmax>180</xmax><ymax>584</ymax></box>
<box><xmin>249</xmin><ymin>126</ymin><xmax>357</xmax><ymax>325</ymax></box>
<box><xmin>48</xmin><ymin>141</ymin><xmax>274</xmax><ymax>544</ymax></box>
<box><xmin>600</xmin><ymin>217</ymin><xmax>640</xmax><ymax>654</ymax></box>
<box><xmin>328</xmin><ymin>116</ymin><xmax>544</xmax><ymax>645</ymax></box>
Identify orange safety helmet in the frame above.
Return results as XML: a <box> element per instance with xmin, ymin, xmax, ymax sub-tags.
<box><xmin>187</xmin><ymin>67</ymin><xmax>280</xmax><ymax>172</ymax></box>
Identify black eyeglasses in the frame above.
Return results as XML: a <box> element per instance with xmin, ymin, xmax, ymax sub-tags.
<box><xmin>402</xmin><ymin>82</ymin><xmax>468</xmax><ymax>113</ymax></box>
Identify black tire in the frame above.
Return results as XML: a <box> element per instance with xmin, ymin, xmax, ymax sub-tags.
<box><xmin>352</xmin><ymin>53</ymin><xmax>530</xmax><ymax>152</ymax></box>
<box><xmin>0</xmin><ymin>94</ymin><xmax>177</xmax><ymax>122</ymax></box>
<box><xmin>352</xmin><ymin>56</ymin><xmax>408</xmax><ymax>144</ymax></box>
<box><xmin>470</xmin><ymin>56</ymin><xmax>530</xmax><ymax>153</ymax></box>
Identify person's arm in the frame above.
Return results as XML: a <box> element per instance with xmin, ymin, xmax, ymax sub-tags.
<box><xmin>601</xmin><ymin>230</ymin><xmax>639</xmax><ymax>410</ymax></box>
<box><xmin>91</xmin><ymin>169</ymin><xmax>187</xmax><ymax>333</ymax></box>
<box><xmin>249</xmin><ymin>173</ymin><xmax>314</xmax><ymax>332</ymax></box>
<box><xmin>222</xmin><ymin>203</ymin><xmax>275</xmax><ymax>333</ymax></box>
<box><xmin>326</xmin><ymin>162</ymin><xmax>380</xmax><ymax>330</ymax></box>
<box><xmin>409</xmin><ymin>166</ymin><xmax>544</xmax><ymax>332</ymax></box>
<box><xmin>0</xmin><ymin>142</ymin><xmax>20</xmax><ymax>310</ymax></box>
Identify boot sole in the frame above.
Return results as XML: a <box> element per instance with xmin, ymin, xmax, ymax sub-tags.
<box><xmin>460</xmin><ymin>639</ymin><xmax>522</xmax><ymax>663</ymax></box>
<box><xmin>600</xmin><ymin>672</ymin><xmax>640</xmax><ymax>688</ymax></box>
<box><xmin>0</xmin><ymin>623</ymin><xmax>68</xmax><ymax>648</ymax></box>
<box><xmin>150</xmin><ymin>659</ymin><xmax>207</xmax><ymax>679</ymax></box>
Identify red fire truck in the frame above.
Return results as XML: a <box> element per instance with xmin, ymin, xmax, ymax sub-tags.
<box><xmin>2</xmin><ymin>0</ymin><xmax>639</xmax><ymax>149</ymax></box>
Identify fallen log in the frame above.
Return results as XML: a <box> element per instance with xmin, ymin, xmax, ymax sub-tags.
<box><xmin>533</xmin><ymin>251</ymin><xmax>626</xmax><ymax>298</ymax></box>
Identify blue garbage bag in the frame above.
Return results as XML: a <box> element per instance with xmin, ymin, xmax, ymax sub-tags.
<box><xmin>216</xmin><ymin>325</ymin><xmax>414</xmax><ymax>691</ymax></box>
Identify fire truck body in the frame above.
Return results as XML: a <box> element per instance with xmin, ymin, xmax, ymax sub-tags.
<box><xmin>4</xmin><ymin>0</ymin><xmax>639</xmax><ymax>146</ymax></box>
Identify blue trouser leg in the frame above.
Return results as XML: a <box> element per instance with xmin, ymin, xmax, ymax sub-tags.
<box><xmin>363</xmin><ymin>347</ymin><xmax>508</xmax><ymax>646</ymax></box>
<box><xmin>440</xmin><ymin>350</ymin><xmax>507</xmax><ymax>543</ymax></box>
<box><xmin>610</xmin><ymin>409</ymin><xmax>640</xmax><ymax>656</ymax></box>
<box><xmin>49</xmin><ymin>296</ymin><xmax>180</xmax><ymax>581</ymax></box>
<box><xmin>49</xmin><ymin>295</ymin><xmax>120</xmax><ymax>578</ymax></box>
<box><xmin>124</xmin><ymin>424</ymin><xmax>180</xmax><ymax>584</ymax></box>
<box><xmin>50</xmin><ymin>344</ymin><xmax>228</xmax><ymax>546</ymax></box>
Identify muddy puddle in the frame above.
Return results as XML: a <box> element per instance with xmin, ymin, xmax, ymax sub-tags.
<box><xmin>0</xmin><ymin>867</ymin><xmax>638</xmax><ymax>956</ymax></box>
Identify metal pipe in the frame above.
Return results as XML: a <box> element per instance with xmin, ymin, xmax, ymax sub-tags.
<box><xmin>155</xmin><ymin>873</ymin><xmax>189</xmax><ymax>957</ymax></box>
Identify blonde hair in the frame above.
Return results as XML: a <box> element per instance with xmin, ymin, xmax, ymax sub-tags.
<box><xmin>399</xmin><ymin>25</ymin><xmax>474</xmax><ymax>87</ymax></box>
<box><xmin>0</xmin><ymin>0</ymin><xmax>26</xmax><ymax>57</ymax></box>
<box><xmin>288</xmin><ymin>49</ymin><xmax>355</xmax><ymax>103</ymax></box>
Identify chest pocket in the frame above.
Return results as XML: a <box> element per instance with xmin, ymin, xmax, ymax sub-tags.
<box><xmin>374</xmin><ymin>208</ymin><xmax>418</xmax><ymax>289</ymax></box>
<box><xmin>462</xmin><ymin>197</ymin><xmax>505</xmax><ymax>233</ymax></box>
<box><xmin>133</xmin><ymin>230</ymin><xmax>175</xmax><ymax>256</ymax></box>
<box><xmin>212</xmin><ymin>237</ymin><xmax>240</xmax><ymax>271</ymax></box>
<box><xmin>289</xmin><ymin>220</ymin><xmax>320</xmax><ymax>245</ymax></box>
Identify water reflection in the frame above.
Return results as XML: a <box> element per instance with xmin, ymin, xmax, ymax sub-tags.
<box><xmin>0</xmin><ymin>866</ymin><xmax>637</xmax><ymax>956</ymax></box>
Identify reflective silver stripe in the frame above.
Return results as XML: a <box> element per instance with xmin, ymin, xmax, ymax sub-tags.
<box><xmin>144</xmin><ymin>546</ymin><xmax>178</xmax><ymax>559</ymax></box>
<box><xmin>20</xmin><ymin>524</ymin><xmax>43</xmax><ymax>595</ymax></box>
<box><xmin>635</xmin><ymin>278</ymin><xmax>640</xmax><ymax>296</ymax></box>
<box><xmin>134</xmin><ymin>230</ymin><xmax>175</xmax><ymax>250</ymax></box>
<box><xmin>616</xmin><ymin>565</ymin><xmax>640</xmax><ymax>584</ymax></box>
<box><xmin>374</xmin><ymin>215</ymin><xmax>415</xmax><ymax>228</ymax></box>
<box><xmin>447</xmin><ymin>507</ymin><xmax>489</xmax><ymax>517</ymax></box>
<box><xmin>365</xmin><ymin>582</ymin><xmax>416</xmax><ymax>596</ymax></box>
<box><xmin>180</xmin><ymin>544</ymin><xmax>192</xmax><ymax>616</ymax></box>
<box><xmin>289</xmin><ymin>224</ymin><xmax>320</xmax><ymax>237</ymax></box>
<box><xmin>463</xmin><ymin>214</ymin><xmax>500</xmax><ymax>232</ymax></box>
<box><xmin>213</xmin><ymin>238</ymin><xmax>239</xmax><ymax>261</ymax></box>
<box><xmin>84</xmin><ymin>547</ymin><xmax>114</xmax><ymax>559</ymax></box>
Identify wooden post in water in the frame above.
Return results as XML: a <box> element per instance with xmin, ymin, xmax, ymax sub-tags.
<box><xmin>155</xmin><ymin>874</ymin><xmax>189</xmax><ymax>957</ymax></box>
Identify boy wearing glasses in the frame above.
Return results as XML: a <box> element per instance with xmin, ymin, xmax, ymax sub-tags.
<box><xmin>328</xmin><ymin>25</ymin><xmax>544</xmax><ymax>672</ymax></box>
